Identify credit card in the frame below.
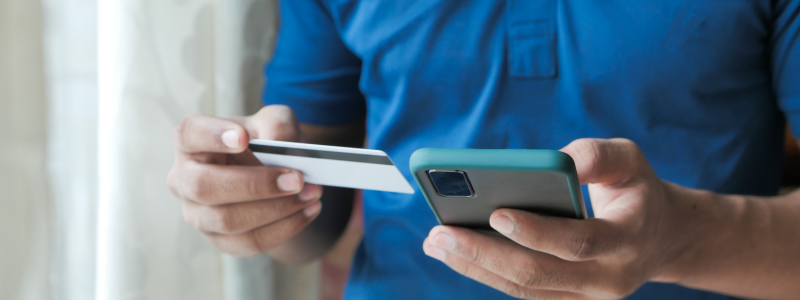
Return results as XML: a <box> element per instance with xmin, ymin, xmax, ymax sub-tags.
<box><xmin>248</xmin><ymin>139</ymin><xmax>415</xmax><ymax>194</ymax></box>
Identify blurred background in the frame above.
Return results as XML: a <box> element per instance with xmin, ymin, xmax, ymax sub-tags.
<box><xmin>3</xmin><ymin>1</ymin><xmax>800</xmax><ymax>300</ymax></box>
<box><xmin>1</xmin><ymin>0</ymin><xmax>362</xmax><ymax>299</ymax></box>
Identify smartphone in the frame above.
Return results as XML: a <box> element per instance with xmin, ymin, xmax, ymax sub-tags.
<box><xmin>410</xmin><ymin>148</ymin><xmax>587</xmax><ymax>232</ymax></box>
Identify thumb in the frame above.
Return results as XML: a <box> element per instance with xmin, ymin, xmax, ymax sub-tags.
<box><xmin>244</xmin><ymin>105</ymin><xmax>303</xmax><ymax>142</ymax></box>
<box><xmin>560</xmin><ymin>138</ymin><xmax>654</xmax><ymax>186</ymax></box>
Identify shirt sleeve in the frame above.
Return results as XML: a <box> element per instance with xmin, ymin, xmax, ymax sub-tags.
<box><xmin>773</xmin><ymin>0</ymin><xmax>800</xmax><ymax>134</ymax></box>
<box><xmin>263</xmin><ymin>0</ymin><xmax>366</xmax><ymax>125</ymax></box>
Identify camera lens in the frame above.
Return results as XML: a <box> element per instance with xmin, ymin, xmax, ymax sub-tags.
<box><xmin>427</xmin><ymin>170</ymin><xmax>475</xmax><ymax>197</ymax></box>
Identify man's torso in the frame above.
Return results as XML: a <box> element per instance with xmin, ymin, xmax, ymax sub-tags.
<box><xmin>318</xmin><ymin>1</ymin><xmax>783</xmax><ymax>299</ymax></box>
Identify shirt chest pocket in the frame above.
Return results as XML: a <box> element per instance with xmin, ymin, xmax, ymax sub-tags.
<box><xmin>507</xmin><ymin>0</ymin><xmax>557</xmax><ymax>79</ymax></box>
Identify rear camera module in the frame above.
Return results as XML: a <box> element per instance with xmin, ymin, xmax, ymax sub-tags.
<box><xmin>427</xmin><ymin>170</ymin><xmax>475</xmax><ymax>197</ymax></box>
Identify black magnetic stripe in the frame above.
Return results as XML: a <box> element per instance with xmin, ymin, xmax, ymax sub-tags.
<box><xmin>248</xmin><ymin>144</ymin><xmax>394</xmax><ymax>165</ymax></box>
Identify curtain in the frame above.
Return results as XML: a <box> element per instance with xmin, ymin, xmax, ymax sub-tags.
<box><xmin>43</xmin><ymin>0</ymin><xmax>99</xmax><ymax>299</ymax></box>
<box><xmin>0</xmin><ymin>0</ymin><xmax>51</xmax><ymax>299</ymax></box>
<box><xmin>1</xmin><ymin>0</ymin><xmax>322</xmax><ymax>299</ymax></box>
<box><xmin>97</xmin><ymin>0</ymin><xmax>320</xmax><ymax>299</ymax></box>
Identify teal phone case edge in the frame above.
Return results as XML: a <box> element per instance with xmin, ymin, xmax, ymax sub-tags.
<box><xmin>409</xmin><ymin>148</ymin><xmax>587</xmax><ymax>224</ymax></box>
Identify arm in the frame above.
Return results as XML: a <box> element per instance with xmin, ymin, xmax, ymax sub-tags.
<box><xmin>678</xmin><ymin>1</ymin><xmax>800</xmax><ymax>295</ymax></box>
<box><xmin>661</xmin><ymin>150</ymin><xmax>800</xmax><ymax>298</ymax></box>
<box><xmin>422</xmin><ymin>139</ymin><xmax>800</xmax><ymax>299</ymax></box>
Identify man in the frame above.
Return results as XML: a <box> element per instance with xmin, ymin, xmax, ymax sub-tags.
<box><xmin>167</xmin><ymin>1</ymin><xmax>800</xmax><ymax>299</ymax></box>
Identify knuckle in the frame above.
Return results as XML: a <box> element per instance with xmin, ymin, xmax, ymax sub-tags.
<box><xmin>267</xmin><ymin>196</ymin><xmax>295</xmax><ymax>217</ymax></box>
<box><xmin>572</xmin><ymin>138</ymin><xmax>601</xmax><ymax>157</ymax></box>
<box><xmin>613</xmin><ymin>138</ymin><xmax>643</xmax><ymax>157</ymax></box>
<box><xmin>568</xmin><ymin>231</ymin><xmax>597</xmax><ymax>260</ymax></box>
<box><xmin>251</xmin><ymin>219</ymin><xmax>298</xmax><ymax>253</ymax></box>
<box><xmin>185</xmin><ymin>168</ymin><xmax>213</xmax><ymax>203</ymax></box>
<box><xmin>251</xmin><ymin>229</ymin><xmax>275</xmax><ymax>253</ymax></box>
<box><xmin>571</xmin><ymin>139</ymin><xmax>603</xmax><ymax>175</ymax></box>
<box><xmin>611</xmin><ymin>138</ymin><xmax>638</xmax><ymax>149</ymax></box>
<box><xmin>247</xmin><ymin>170</ymin><xmax>271</xmax><ymax>199</ymax></box>
<box><xmin>610</xmin><ymin>138</ymin><xmax>652</xmax><ymax>177</ymax></box>
<box><xmin>209</xmin><ymin>206</ymin><xmax>239</xmax><ymax>234</ymax></box>
<box><xmin>265</xmin><ymin>104</ymin><xmax>295</xmax><ymax>117</ymax></box>
<box><xmin>268</xmin><ymin>120</ymin><xmax>297</xmax><ymax>141</ymax></box>
<box><xmin>255</xmin><ymin>106</ymin><xmax>299</xmax><ymax>141</ymax></box>
<box><xmin>611</xmin><ymin>138</ymin><xmax>638</xmax><ymax>150</ymax></box>
<box><xmin>605</xmin><ymin>279</ymin><xmax>637</xmax><ymax>299</ymax></box>
<box><xmin>238</xmin><ymin>237</ymin><xmax>264</xmax><ymax>257</ymax></box>
<box><xmin>458</xmin><ymin>259</ymin><xmax>478</xmax><ymax>278</ymax></box>
<box><xmin>248</xmin><ymin>211</ymin><xmax>309</xmax><ymax>254</ymax></box>
<box><xmin>513</xmin><ymin>262</ymin><xmax>542</xmax><ymax>288</ymax></box>
<box><xmin>502</xmin><ymin>281</ymin><xmax>529</xmax><ymax>299</ymax></box>
<box><xmin>584</xmin><ymin>139</ymin><xmax>604</xmax><ymax>164</ymax></box>
<box><xmin>464</xmin><ymin>242</ymin><xmax>488</xmax><ymax>266</ymax></box>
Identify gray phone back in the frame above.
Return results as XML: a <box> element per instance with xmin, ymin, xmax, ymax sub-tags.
<box><xmin>416</xmin><ymin>169</ymin><xmax>581</xmax><ymax>230</ymax></box>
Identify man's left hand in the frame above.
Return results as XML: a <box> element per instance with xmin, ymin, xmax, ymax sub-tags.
<box><xmin>423</xmin><ymin>138</ymin><xmax>700</xmax><ymax>299</ymax></box>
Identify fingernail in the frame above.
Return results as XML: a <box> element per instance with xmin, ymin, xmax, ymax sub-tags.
<box><xmin>425</xmin><ymin>245</ymin><xmax>447</xmax><ymax>261</ymax></box>
<box><xmin>303</xmin><ymin>202</ymin><xmax>321</xmax><ymax>217</ymax></box>
<box><xmin>299</xmin><ymin>185</ymin><xmax>321</xmax><ymax>202</ymax></box>
<box><xmin>221</xmin><ymin>130</ymin><xmax>240</xmax><ymax>149</ymax></box>
<box><xmin>432</xmin><ymin>233</ymin><xmax>456</xmax><ymax>251</ymax></box>
<box><xmin>277</xmin><ymin>172</ymin><xmax>301</xmax><ymax>192</ymax></box>
<box><xmin>490</xmin><ymin>215</ymin><xmax>515</xmax><ymax>235</ymax></box>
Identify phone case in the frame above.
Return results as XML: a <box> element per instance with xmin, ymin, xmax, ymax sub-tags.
<box><xmin>410</xmin><ymin>148</ymin><xmax>587</xmax><ymax>230</ymax></box>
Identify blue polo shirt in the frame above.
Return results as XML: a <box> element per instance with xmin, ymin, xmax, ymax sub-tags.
<box><xmin>264</xmin><ymin>1</ymin><xmax>800</xmax><ymax>299</ymax></box>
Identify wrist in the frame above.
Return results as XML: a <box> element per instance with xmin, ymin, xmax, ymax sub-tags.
<box><xmin>650</xmin><ymin>182</ymin><xmax>738</xmax><ymax>283</ymax></box>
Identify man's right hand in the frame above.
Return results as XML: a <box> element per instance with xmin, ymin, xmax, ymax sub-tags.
<box><xmin>167</xmin><ymin>105</ymin><xmax>323</xmax><ymax>257</ymax></box>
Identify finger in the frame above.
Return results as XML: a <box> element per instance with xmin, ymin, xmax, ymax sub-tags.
<box><xmin>422</xmin><ymin>239</ymin><xmax>589</xmax><ymax>300</ymax></box>
<box><xmin>174</xmin><ymin>113</ymin><xmax>249</xmax><ymax>154</ymax></box>
<box><xmin>183</xmin><ymin>184</ymin><xmax>323</xmax><ymax>234</ymax></box>
<box><xmin>204</xmin><ymin>201</ymin><xmax>322</xmax><ymax>257</ymax></box>
<box><xmin>177</xmin><ymin>162</ymin><xmax>305</xmax><ymax>205</ymax></box>
<box><xmin>490</xmin><ymin>209</ymin><xmax>627</xmax><ymax>262</ymax></box>
<box><xmin>425</xmin><ymin>226</ymin><xmax>601</xmax><ymax>293</ymax></box>
<box><xmin>559</xmin><ymin>138</ymin><xmax>654</xmax><ymax>186</ymax></box>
